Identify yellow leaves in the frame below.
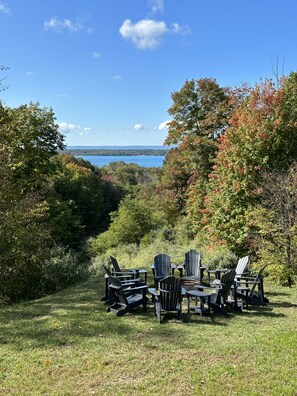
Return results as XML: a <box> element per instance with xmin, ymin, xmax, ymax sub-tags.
<box><xmin>65</xmin><ymin>162</ymin><xmax>92</xmax><ymax>177</ymax></box>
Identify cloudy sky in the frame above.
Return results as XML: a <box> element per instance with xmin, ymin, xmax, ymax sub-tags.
<box><xmin>1</xmin><ymin>0</ymin><xmax>297</xmax><ymax>146</ymax></box>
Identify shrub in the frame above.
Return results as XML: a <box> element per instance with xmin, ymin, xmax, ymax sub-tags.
<box><xmin>41</xmin><ymin>245</ymin><xmax>90</xmax><ymax>294</ymax></box>
<box><xmin>202</xmin><ymin>247</ymin><xmax>238</xmax><ymax>270</ymax></box>
<box><xmin>252</xmin><ymin>261</ymin><xmax>295</xmax><ymax>287</ymax></box>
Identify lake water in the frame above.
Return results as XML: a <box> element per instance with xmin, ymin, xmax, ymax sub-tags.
<box><xmin>78</xmin><ymin>155</ymin><xmax>165</xmax><ymax>168</ymax></box>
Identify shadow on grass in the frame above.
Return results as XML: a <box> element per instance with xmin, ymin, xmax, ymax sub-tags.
<box><xmin>265</xmin><ymin>291</ymin><xmax>290</xmax><ymax>297</ymax></box>
<box><xmin>240</xmin><ymin>305</ymin><xmax>286</xmax><ymax>318</ymax></box>
<box><xmin>268</xmin><ymin>301</ymin><xmax>297</xmax><ymax>308</ymax></box>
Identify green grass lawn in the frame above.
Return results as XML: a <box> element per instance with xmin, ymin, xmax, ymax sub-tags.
<box><xmin>1</xmin><ymin>275</ymin><xmax>297</xmax><ymax>396</ymax></box>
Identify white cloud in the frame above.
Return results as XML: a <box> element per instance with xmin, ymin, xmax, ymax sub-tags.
<box><xmin>57</xmin><ymin>93</ymin><xmax>71</xmax><ymax>98</ymax></box>
<box><xmin>158</xmin><ymin>120</ymin><xmax>171</xmax><ymax>130</ymax></box>
<box><xmin>58</xmin><ymin>122</ymin><xmax>92</xmax><ymax>134</ymax></box>
<box><xmin>58</xmin><ymin>122</ymin><xmax>80</xmax><ymax>133</ymax></box>
<box><xmin>172</xmin><ymin>22</ymin><xmax>191</xmax><ymax>36</ymax></box>
<box><xmin>148</xmin><ymin>0</ymin><xmax>164</xmax><ymax>15</ymax></box>
<box><xmin>26</xmin><ymin>71</ymin><xmax>33</xmax><ymax>76</ymax></box>
<box><xmin>119</xmin><ymin>19</ymin><xmax>167</xmax><ymax>50</ymax></box>
<box><xmin>92</xmin><ymin>52</ymin><xmax>101</xmax><ymax>59</ymax></box>
<box><xmin>134</xmin><ymin>123</ymin><xmax>144</xmax><ymax>130</ymax></box>
<box><xmin>44</xmin><ymin>17</ymin><xmax>92</xmax><ymax>34</ymax></box>
<box><xmin>0</xmin><ymin>2</ymin><xmax>10</xmax><ymax>14</ymax></box>
<box><xmin>111</xmin><ymin>74</ymin><xmax>123</xmax><ymax>80</ymax></box>
<box><xmin>119</xmin><ymin>18</ymin><xmax>191</xmax><ymax>49</ymax></box>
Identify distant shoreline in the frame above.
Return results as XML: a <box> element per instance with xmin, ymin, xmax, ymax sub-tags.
<box><xmin>64</xmin><ymin>148</ymin><xmax>170</xmax><ymax>156</ymax></box>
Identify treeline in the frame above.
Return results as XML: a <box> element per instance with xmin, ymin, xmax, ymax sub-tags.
<box><xmin>91</xmin><ymin>73</ymin><xmax>297</xmax><ymax>286</ymax></box>
<box><xmin>65</xmin><ymin>149</ymin><xmax>167</xmax><ymax>156</ymax></box>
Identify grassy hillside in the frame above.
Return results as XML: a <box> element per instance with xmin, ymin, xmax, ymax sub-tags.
<box><xmin>1</xmin><ymin>276</ymin><xmax>296</xmax><ymax>395</ymax></box>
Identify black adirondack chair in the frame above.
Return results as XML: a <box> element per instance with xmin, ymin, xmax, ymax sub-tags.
<box><xmin>198</xmin><ymin>269</ymin><xmax>239</xmax><ymax>315</ymax></box>
<box><xmin>106</xmin><ymin>276</ymin><xmax>148</xmax><ymax>316</ymax></box>
<box><xmin>236</xmin><ymin>264</ymin><xmax>269</xmax><ymax>306</ymax></box>
<box><xmin>178</xmin><ymin>249</ymin><xmax>206</xmax><ymax>287</ymax></box>
<box><xmin>151</xmin><ymin>254</ymin><xmax>173</xmax><ymax>287</ymax></box>
<box><xmin>110</xmin><ymin>256</ymin><xmax>147</xmax><ymax>284</ymax></box>
<box><xmin>154</xmin><ymin>276</ymin><xmax>183</xmax><ymax>323</ymax></box>
<box><xmin>102</xmin><ymin>264</ymin><xmax>141</xmax><ymax>304</ymax></box>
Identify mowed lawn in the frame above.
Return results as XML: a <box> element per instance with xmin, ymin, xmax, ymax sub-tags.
<box><xmin>0</xmin><ymin>275</ymin><xmax>297</xmax><ymax>396</ymax></box>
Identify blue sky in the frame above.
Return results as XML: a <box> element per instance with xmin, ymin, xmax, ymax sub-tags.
<box><xmin>1</xmin><ymin>0</ymin><xmax>297</xmax><ymax>146</ymax></box>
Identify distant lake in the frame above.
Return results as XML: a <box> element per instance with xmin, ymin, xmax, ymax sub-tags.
<box><xmin>78</xmin><ymin>155</ymin><xmax>164</xmax><ymax>168</ymax></box>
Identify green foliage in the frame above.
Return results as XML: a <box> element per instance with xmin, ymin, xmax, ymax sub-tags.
<box><xmin>0</xmin><ymin>102</ymin><xmax>64</xmax><ymax>191</ymax></box>
<box><xmin>91</xmin><ymin>239</ymin><xmax>187</xmax><ymax>275</ymax></box>
<box><xmin>0</xmin><ymin>196</ymin><xmax>52</xmax><ymax>301</ymax></box>
<box><xmin>45</xmin><ymin>154</ymin><xmax>124</xmax><ymax>250</ymax></box>
<box><xmin>90</xmin><ymin>194</ymin><xmax>162</xmax><ymax>254</ymax></box>
<box><xmin>0</xmin><ymin>103</ymin><xmax>114</xmax><ymax>302</ymax></box>
<box><xmin>205</xmin><ymin>249</ymin><xmax>238</xmax><ymax>271</ymax></box>
<box><xmin>51</xmin><ymin>154</ymin><xmax>105</xmax><ymax>235</ymax></box>
<box><xmin>40</xmin><ymin>245</ymin><xmax>89</xmax><ymax>294</ymax></box>
<box><xmin>47</xmin><ymin>197</ymin><xmax>85</xmax><ymax>249</ymax></box>
<box><xmin>0</xmin><ymin>102</ymin><xmax>66</xmax><ymax>301</ymax></box>
<box><xmin>101</xmin><ymin>161</ymin><xmax>160</xmax><ymax>191</ymax></box>
<box><xmin>247</xmin><ymin>164</ymin><xmax>297</xmax><ymax>285</ymax></box>
<box><xmin>161</xmin><ymin>78</ymin><xmax>232</xmax><ymax>230</ymax></box>
<box><xmin>262</xmin><ymin>263</ymin><xmax>295</xmax><ymax>287</ymax></box>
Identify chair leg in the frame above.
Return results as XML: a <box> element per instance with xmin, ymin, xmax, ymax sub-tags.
<box><xmin>155</xmin><ymin>303</ymin><xmax>161</xmax><ymax>323</ymax></box>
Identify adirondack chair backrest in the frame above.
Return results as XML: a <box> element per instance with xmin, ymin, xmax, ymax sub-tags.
<box><xmin>235</xmin><ymin>256</ymin><xmax>249</xmax><ymax>276</ymax></box>
<box><xmin>108</xmin><ymin>276</ymin><xmax>128</xmax><ymax>306</ymax></box>
<box><xmin>110</xmin><ymin>256</ymin><xmax>121</xmax><ymax>272</ymax></box>
<box><xmin>248</xmin><ymin>264</ymin><xmax>268</xmax><ymax>295</ymax></box>
<box><xmin>159</xmin><ymin>276</ymin><xmax>181</xmax><ymax>311</ymax></box>
<box><xmin>103</xmin><ymin>264</ymin><xmax>112</xmax><ymax>276</ymax></box>
<box><xmin>219</xmin><ymin>269</ymin><xmax>236</xmax><ymax>301</ymax></box>
<box><xmin>154</xmin><ymin>254</ymin><xmax>171</xmax><ymax>278</ymax></box>
<box><xmin>184</xmin><ymin>249</ymin><xmax>201</xmax><ymax>277</ymax></box>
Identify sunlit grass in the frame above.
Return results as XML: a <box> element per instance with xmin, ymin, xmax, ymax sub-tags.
<box><xmin>1</xmin><ymin>276</ymin><xmax>297</xmax><ymax>395</ymax></box>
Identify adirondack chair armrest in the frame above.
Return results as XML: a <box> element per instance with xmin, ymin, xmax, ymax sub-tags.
<box><xmin>195</xmin><ymin>284</ymin><xmax>222</xmax><ymax>291</ymax></box>
<box><xmin>127</xmin><ymin>285</ymin><xmax>149</xmax><ymax>292</ymax></box>
<box><xmin>208</xmin><ymin>268</ymin><xmax>228</xmax><ymax>274</ymax></box>
<box><xmin>122</xmin><ymin>281</ymin><xmax>138</xmax><ymax>287</ymax></box>
<box><xmin>236</xmin><ymin>271</ymin><xmax>250</xmax><ymax>278</ymax></box>
<box><xmin>236</xmin><ymin>280</ymin><xmax>261</xmax><ymax>287</ymax></box>
<box><xmin>237</xmin><ymin>276</ymin><xmax>260</xmax><ymax>282</ymax></box>
<box><xmin>111</xmin><ymin>270</ymin><xmax>133</xmax><ymax>277</ymax></box>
